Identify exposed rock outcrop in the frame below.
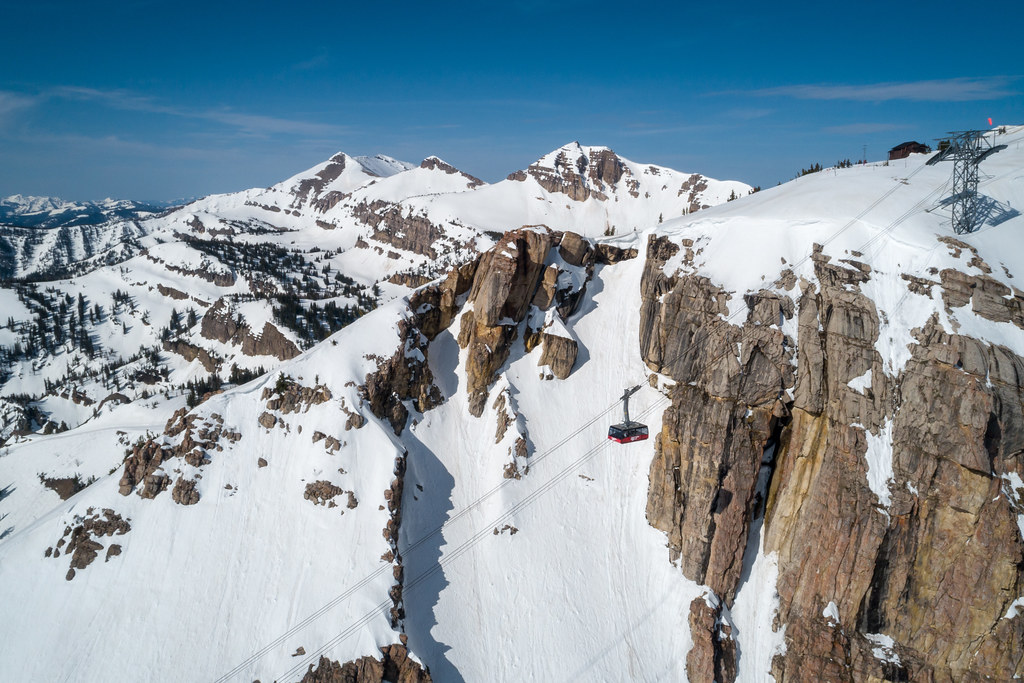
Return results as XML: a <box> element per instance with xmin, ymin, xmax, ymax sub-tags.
<box><xmin>119</xmin><ymin>407</ymin><xmax>240</xmax><ymax>499</ymax></box>
<box><xmin>361</xmin><ymin>320</ymin><xmax>443</xmax><ymax>437</ymax></box>
<box><xmin>492</xmin><ymin>387</ymin><xmax>531</xmax><ymax>479</ymax></box>
<box><xmin>149</xmin><ymin>251</ymin><xmax>236</xmax><ymax>286</ymax></box>
<box><xmin>766</xmin><ymin>316</ymin><xmax>1024</xmax><ymax>681</ymax></box>
<box><xmin>361</xmin><ymin>228</ymin><xmax>609</xmax><ymax>428</ymax></box>
<box><xmin>261</xmin><ymin>378</ymin><xmax>332</xmax><ymax>414</ymax></box>
<box><xmin>359</xmin><ymin>260</ymin><xmax>483</xmax><ymax>435</ymax></box>
<box><xmin>537</xmin><ymin>330</ymin><xmax>577</xmax><ymax>380</ymax></box>
<box><xmin>686</xmin><ymin>596</ymin><xmax>737</xmax><ymax>683</ymax></box>
<box><xmin>48</xmin><ymin>508</ymin><xmax>131</xmax><ymax>581</ymax></box>
<box><xmin>641</xmin><ymin>231</ymin><xmax>1024</xmax><ymax>680</ymax></box>
<box><xmin>678</xmin><ymin>173</ymin><xmax>711</xmax><ymax>214</ymax></box>
<box><xmin>508</xmin><ymin>145</ymin><xmax>627</xmax><ymax>202</ymax></box>
<box><xmin>290</xmin><ymin>152</ymin><xmax>348</xmax><ymax>209</ymax></box>
<box><xmin>351</xmin><ymin>200</ymin><xmax>451</xmax><ymax>259</ymax></box>
<box><xmin>419</xmin><ymin>156</ymin><xmax>484</xmax><ymax>188</ymax></box>
<box><xmin>156</xmin><ymin>283</ymin><xmax>189</xmax><ymax>300</ymax></box>
<box><xmin>382</xmin><ymin>453</ymin><xmax>409</xmax><ymax>629</ymax></box>
<box><xmin>171</xmin><ymin>477</ymin><xmax>200</xmax><ymax>505</ymax></box>
<box><xmin>304</xmin><ymin>480</ymin><xmax>347</xmax><ymax>506</ymax></box>
<box><xmin>38</xmin><ymin>473</ymin><xmax>92</xmax><ymax>501</ymax></box>
<box><xmin>162</xmin><ymin>339</ymin><xmax>218</xmax><ymax>373</ymax></box>
<box><xmin>201</xmin><ymin>298</ymin><xmax>300</xmax><ymax>361</ymax></box>
<box><xmin>300</xmin><ymin>645</ymin><xmax>431</xmax><ymax>683</ymax></box>
<box><xmin>456</xmin><ymin>228</ymin><xmax>553</xmax><ymax>414</ymax></box>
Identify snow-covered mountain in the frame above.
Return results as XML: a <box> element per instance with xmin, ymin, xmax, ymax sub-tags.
<box><xmin>4</xmin><ymin>129</ymin><xmax>1022</xmax><ymax>681</ymax></box>
<box><xmin>1</xmin><ymin>144</ymin><xmax>745</xmax><ymax>283</ymax></box>
<box><xmin>0</xmin><ymin>144</ymin><xmax>745</xmax><ymax>449</ymax></box>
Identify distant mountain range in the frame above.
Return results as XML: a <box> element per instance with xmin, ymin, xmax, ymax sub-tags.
<box><xmin>0</xmin><ymin>194</ymin><xmax>173</xmax><ymax>229</ymax></box>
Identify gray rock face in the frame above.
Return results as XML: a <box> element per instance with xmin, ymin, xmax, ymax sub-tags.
<box><xmin>687</xmin><ymin>596</ymin><xmax>736</xmax><ymax>683</ymax></box>
<box><xmin>290</xmin><ymin>152</ymin><xmax>348</xmax><ymax>209</ymax></box>
<box><xmin>456</xmin><ymin>228</ymin><xmax>557</xmax><ymax>415</ymax></box>
<box><xmin>468</xmin><ymin>228</ymin><xmax>555</xmax><ymax>327</ymax></box>
<box><xmin>640</xmin><ymin>234</ymin><xmax>796</xmax><ymax>604</ymax></box>
<box><xmin>509</xmin><ymin>147</ymin><xmax>627</xmax><ymax>202</ymax></box>
<box><xmin>171</xmin><ymin>477</ymin><xmax>200</xmax><ymax>505</ymax></box>
<box><xmin>352</xmin><ymin>199</ymin><xmax>447</xmax><ymax>259</ymax></box>
<box><xmin>538</xmin><ymin>332</ymin><xmax>577</xmax><ymax>380</ymax></box>
<box><xmin>678</xmin><ymin>173</ymin><xmax>711</xmax><ymax>214</ymax></box>
<box><xmin>299</xmin><ymin>644</ymin><xmax>432</xmax><ymax>682</ymax></box>
<box><xmin>162</xmin><ymin>339</ymin><xmax>218</xmax><ymax>373</ymax></box>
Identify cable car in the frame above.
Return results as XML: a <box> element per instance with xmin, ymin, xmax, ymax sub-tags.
<box><xmin>608</xmin><ymin>385</ymin><xmax>649</xmax><ymax>443</ymax></box>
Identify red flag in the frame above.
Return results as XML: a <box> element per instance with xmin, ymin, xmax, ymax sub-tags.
<box><xmin>988</xmin><ymin>117</ymin><xmax>993</xmax><ymax>126</ymax></box>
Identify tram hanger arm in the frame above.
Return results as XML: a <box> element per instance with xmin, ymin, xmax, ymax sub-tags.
<box><xmin>621</xmin><ymin>385</ymin><xmax>642</xmax><ymax>401</ymax></box>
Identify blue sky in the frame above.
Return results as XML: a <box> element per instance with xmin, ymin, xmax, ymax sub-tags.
<box><xmin>1</xmin><ymin>0</ymin><xmax>1021</xmax><ymax>201</ymax></box>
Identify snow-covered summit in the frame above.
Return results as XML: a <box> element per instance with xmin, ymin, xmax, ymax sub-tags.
<box><xmin>380</xmin><ymin>141</ymin><xmax>751</xmax><ymax>240</ymax></box>
<box><xmin>354</xmin><ymin>153</ymin><xmax>416</xmax><ymax>178</ymax></box>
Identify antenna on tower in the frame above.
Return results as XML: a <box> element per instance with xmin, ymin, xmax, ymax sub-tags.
<box><xmin>935</xmin><ymin>130</ymin><xmax>993</xmax><ymax>235</ymax></box>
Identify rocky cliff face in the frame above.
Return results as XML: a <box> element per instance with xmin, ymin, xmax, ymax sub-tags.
<box><xmin>640</xmin><ymin>231</ymin><xmax>1024</xmax><ymax>681</ymax></box>
<box><xmin>360</xmin><ymin>226</ymin><xmax>620</xmax><ymax>429</ymax></box>
<box><xmin>200</xmin><ymin>298</ymin><xmax>300</xmax><ymax>361</ymax></box>
<box><xmin>453</xmin><ymin>226</ymin><xmax>621</xmax><ymax>416</ymax></box>
<box><xmin>642</xmin><ymin>235</ymin><xmax>795</xmax><ymax>599</ymax></box>
<box><xmin>351</xmin><ymin>200</ymin><xmax>448</xmax><ymax>259</ymax></box>
<box><xmin>353</xmin><ymin>227</ymin><xmax>561</xmax><ymax>491</ymax></box>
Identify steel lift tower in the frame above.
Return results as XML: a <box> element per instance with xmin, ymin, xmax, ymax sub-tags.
<box><xmin>940</xmin><ymin>130</ymin><xmax>992</xmax><ymax>235</ymax></box>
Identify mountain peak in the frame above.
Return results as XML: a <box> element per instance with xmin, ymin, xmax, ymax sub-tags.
<box><xmin>504</xmin><ymin>143</ymin><xmax>628</xmax><ymax>201</ymax></box>
<box><xmin>536</xmin><ymin>142</ymin><xmax>615</xmax><ymax>167</ymax></box>
<box><xmin>419</xmin><ymin>156</ymin><xmax>485</xmax><ymax>187</ymax></box>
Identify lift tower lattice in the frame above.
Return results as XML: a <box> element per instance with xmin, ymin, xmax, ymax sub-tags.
<box><xmin>941</xmin><ymin>130</ymin><xmax>992</xmax><ymax>235</ymax></box>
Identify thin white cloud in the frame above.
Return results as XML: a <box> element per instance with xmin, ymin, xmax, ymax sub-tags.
<box><xmin>50</xmin><ymin>85</ymin><xmax>164</xmax><ymax>111</ymax></box>
<box><xmin>0</xmin><ymin>91</ymin><xmax>38</xmax><ymax>115</ymax></box>
<box><xmin>200</xmin><ymin>110</ymin><xmax>347</xmax><ymax>137</ymax></box>
<box><xmin>822</xmin><ymin>123</ymin><xmax>908</xmax><ymax>135</ymax></box>
<box><xmin>722</xmin><ymin>76</ymin><xmax>1019</xmax><ymax>102</ymax></box>
<box><xmin>17</xmin><ymin>130</ymin><xmax>224</xmax><ymax>160</ymax></box>
<box><xmin>724</xmin><ymin>107</ymin><xmax>775</xmax><ymax>120</ymax></box>
<box><xmin>46</xmin><ymin>86</ymin><xmax>350</xmax><ymax>138</ymax></box>
<box><xmin>621</xmin><ymin>122</ymin><xmax>721</xmax><ymax>136</ymax></box>
<box><xmin>293</xmin><ymin>49</ymin><xmax>329</xmax><ymax>71</ymax></box>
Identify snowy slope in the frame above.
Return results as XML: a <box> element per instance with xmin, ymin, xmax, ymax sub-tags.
<box><xmin>400</xmin><ymin>246</ymin><xmax>702</xmax><ymax>680</ymax></box>
<box><xmin>0</xmin><ymin>303</ymin><xmax>415</xmax><ymax>681</ymax></box>
<box><xmin>5</xmin><ymin>129</ymin><xmax>1022</xmax><ymax>681</ymax></box>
